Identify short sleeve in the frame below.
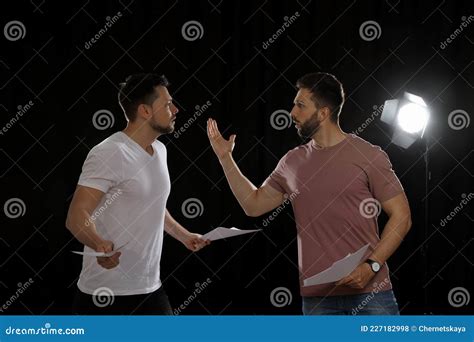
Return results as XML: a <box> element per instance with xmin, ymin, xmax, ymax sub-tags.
<box><xmin>262</xmin><ymin>155</ymin><xmax>288</xmax><ymax>195</ymax></box>
<box><xmin>78</xmin><ymin>146</ymin><xmax>123</xmax><ymax>193</ymax></box>
<box><xmin>366</xmin><ymin>148</ymin><xmax>404</xmax><ymax>203</ymax></box>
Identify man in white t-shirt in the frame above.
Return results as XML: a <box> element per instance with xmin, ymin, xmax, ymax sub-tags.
<box><xmin>66</xmin><ymin>73</ymin><xmax>210</xmax><ymax>315</ymax></box>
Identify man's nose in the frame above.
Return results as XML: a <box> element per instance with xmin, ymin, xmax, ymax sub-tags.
<box><xmin>290</xmin><ymin>108</ymin><xmax>297</xmax><ymax>121</ymax></box>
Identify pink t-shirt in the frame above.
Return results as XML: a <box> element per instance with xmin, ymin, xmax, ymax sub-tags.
<box><xmin>264</xmin><ymin>134</ymin><xmax>404</xmax><ymax>297</ymax></box>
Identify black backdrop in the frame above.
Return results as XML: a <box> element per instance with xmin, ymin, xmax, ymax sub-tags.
<box><xmin>0</xmin><ymin>0</ymin><xmax>473</xmax><ymax>315</ymax></box>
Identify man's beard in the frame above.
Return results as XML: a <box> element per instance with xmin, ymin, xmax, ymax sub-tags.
<box><xmin>297</xmin><ymin>111</ymin><xmax>321</xmax><ymax>140</ymax></box>
<box><xmin>149</xmin><ymin>118</ymin><xmax>175</xmax><ymax>134</ymax></box>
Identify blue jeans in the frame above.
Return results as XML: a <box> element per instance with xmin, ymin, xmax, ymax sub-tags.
<box><xmin>302</xmin><ymin>290</ymin><xmax>399</xmax><ymax>315</ymax></box>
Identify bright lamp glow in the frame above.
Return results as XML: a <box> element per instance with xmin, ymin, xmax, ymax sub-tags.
<box><xmin>397</xmin><ymin>103</ymin><xmax>429</xmax><ymax>134</ymax></box>
<box><xmin>380</xmin><ymin>92</ymin><xmax>430</xmax><ymax>148</ymax></box>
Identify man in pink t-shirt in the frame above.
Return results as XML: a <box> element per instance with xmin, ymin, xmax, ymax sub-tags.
<box><xmin>207</xmin><ymin>72</ymin><xmax>412</xmax><ymax>315</ymax></box>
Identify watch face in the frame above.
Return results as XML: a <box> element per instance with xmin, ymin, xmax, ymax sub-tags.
<box><xmin>372</xmin><ymin>262</ymin><xmax>381</xmax><ymax>272</ymax></box>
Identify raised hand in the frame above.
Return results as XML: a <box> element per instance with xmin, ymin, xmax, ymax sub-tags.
<box><xmin>207</xmin><ymin>118</ymin><xmax>236</xmax><ymax>161</ymax></box>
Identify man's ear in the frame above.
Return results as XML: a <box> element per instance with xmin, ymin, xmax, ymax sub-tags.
<box><xmin>319</xmin><ymin>106</ymin><xmax>332</xmax><ymax>122</ymax></box>
<box><xmin>136</xmin><ymin>103</ymin><xmax>151</xmax><ymax>120</ymax></box>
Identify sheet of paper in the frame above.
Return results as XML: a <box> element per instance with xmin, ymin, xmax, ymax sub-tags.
<box><xmin>303</xmin><ymin>244</ymin><xmax>370</xmax><ymax>287</ymax></box>
<box><xmin>72</xmin><ymin>241</ymin><xmax>130</xmax><ymax>257</ymax></box>
<box><xmin>202</xmin><ymin>227</ymin><xmax>261</xmax><ymax>241</ymax></box>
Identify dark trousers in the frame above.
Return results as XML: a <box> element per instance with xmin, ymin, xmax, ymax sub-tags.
<box><xmin>72</xmin><ymin>286</ymin><xmax>173</xmax><ymax>315</ymax></box>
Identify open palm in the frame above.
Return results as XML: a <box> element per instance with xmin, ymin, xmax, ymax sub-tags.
<box><xmin>207</xmin><ymin>118</ymin><xmax>236</xmax><ymax>160</ymax></box>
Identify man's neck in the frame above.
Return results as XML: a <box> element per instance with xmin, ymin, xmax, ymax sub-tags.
<box><xmin>122</xmin><ymin>123</ymin><xmax>160</xmax><ymax>150</ymax></box>
<box><xmin>312</xmin><ymin>123</ymin><xmax>347</xmax><ymax>148</ymax></box>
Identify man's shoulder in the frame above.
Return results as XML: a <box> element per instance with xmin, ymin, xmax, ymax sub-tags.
<box><xmin>347</xmin><ymin>134</ymin><xmax>385</xmax><ymax>156</ymax></box>
<box><xmin>279</xmin><ymin>141</ymin><xmax>312</xmax><ymax>164</ymax></box>
<box><xmin>152</xmin><ymin>139</ymin><xmax>167</xmax><ymax>154</ymax></box>
<box><xmin>89</xmin><ymin>132</ymin><xmax>127</xmax><ymax>157</ymax></box>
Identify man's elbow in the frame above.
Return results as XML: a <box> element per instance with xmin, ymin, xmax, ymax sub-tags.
<box><xmin>241</xmin><ymin>191</ymin><xmax>263</xmax><ymax>217</ymax></box>
<box><xmin>243</xmin><ymin>207</ymin><xmax>261</xmax><ymax>218</ymax></box>
<box><xmin>65</xmin><ymin>208</ymin><xmax>76</xmax><ymax>232</ymax></box>
<box><xmin>65</xmin><ymin>215</ymin><xmax>72</xmax><ymax>231</ymax></box>
<box><xmin>398</xmin><ymin>211</ymin><xmax>412</xmax><ymax>236</ymax></box>
<box><xmin>405</xmin><ymin>214</ymin><xmax>412</xmax><ymax>233</ymax></box>
<box><xmin>243</xmin><ymin>202</ymin><xmax>265</xmax><ymax>217</ymax></box>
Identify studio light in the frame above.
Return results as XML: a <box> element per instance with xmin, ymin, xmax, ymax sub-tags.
<box><xmin>381</xmin><ymin>92</ymin><xmax>430</xmax><ymax>148</ymax></box>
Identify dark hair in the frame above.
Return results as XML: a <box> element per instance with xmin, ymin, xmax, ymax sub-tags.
<box><xmin>118</xmin><ymin>73</ymin><xmax>170</xmax><ymax>121</ymax></box>
<box><xmin>296</xmin><ymin>72</ymin><xmax>345</xmax><ymax>123</ymax></box>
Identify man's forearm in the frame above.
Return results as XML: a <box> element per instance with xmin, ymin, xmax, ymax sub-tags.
<box><xmin>218</xmin><ymin>153</ymin><xmax>258</xmax><ymax>215</ymax></box>
<box><xmin>370</xmin><ymin>214</ymin><xmax>412</xmax><ymax>265</ymax></box>
<box><xmin>164</xmin><ymin>209</ymin><xmax>190</xmax><ymax>242</ymax></box>
<box><xmin>66</xmin><ymin>209</ymin><xmax>104</xmax><ymax>250</ymax></box>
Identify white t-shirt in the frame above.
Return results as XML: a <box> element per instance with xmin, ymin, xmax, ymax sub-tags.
<box><xmin>76</xmin><ymin>132</ymin><xmax>170</xmax><ymax>296</ymax></box>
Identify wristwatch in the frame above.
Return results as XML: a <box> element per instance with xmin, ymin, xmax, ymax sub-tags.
<box><xmin>365</xmin><ymin>259</ymin><xmax>381</xmax><ymax>273</ymax></box>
